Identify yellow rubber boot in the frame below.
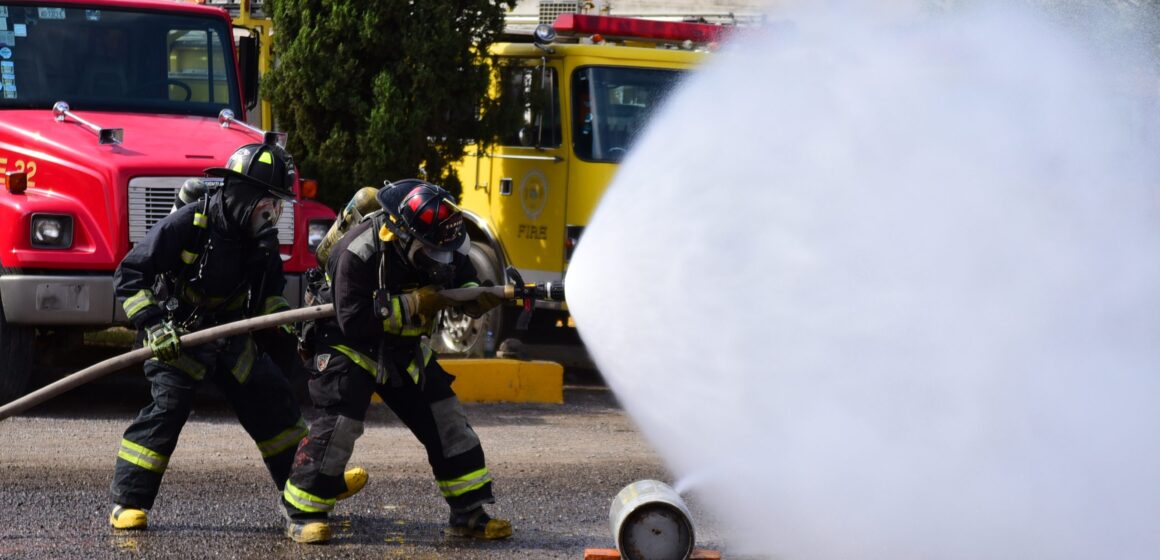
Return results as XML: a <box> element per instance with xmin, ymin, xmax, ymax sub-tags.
<box><xmin>336</xmin><ymin>467</ymin><xmax>368</xmax><ymax>500</ymax></box>
<box><xmin>286</xmin><ymin>519</ymin><xmax>331</xmax><ymax>544</ymax></box>
<box><xmin>447</xmin><ymin>508</ymin><xmax>513</xmax><ymax>540</ymax></box>
<box><xmin>109</xmin><ymin>505</ymin><xmax>148</xmax><ymax>530</ymax></box>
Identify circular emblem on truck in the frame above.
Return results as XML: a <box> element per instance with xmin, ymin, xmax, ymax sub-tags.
<box><xmin>519</xmin><ymin>169</ymin><xmax>548</xmax><ymax>220</ymax></box>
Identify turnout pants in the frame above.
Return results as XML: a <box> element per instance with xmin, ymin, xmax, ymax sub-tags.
<box><xmin>111</xmin><ymin>336</ymin><xmax>307</xmax><ymax>510</ymax></box>
<box><xmin>283</xmin><ymin>352</ymin><xmax>494</xmax><ymax>519</ymax></box>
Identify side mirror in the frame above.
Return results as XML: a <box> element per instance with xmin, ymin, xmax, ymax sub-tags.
<box><xmin>237</xmin><ymin>35</ymin><xmax>260</xmax><ymax>110</ymax></box>
<box><xmin>518</xmin><ymin>127</ymin><xmax>534</xmax><ymax>147</ymax></box>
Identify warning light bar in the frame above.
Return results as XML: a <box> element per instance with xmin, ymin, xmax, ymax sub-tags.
<box><xmin>552</xmin><ymin>13</ymin><xmax>729</xmax><ymax>44</ymax></box>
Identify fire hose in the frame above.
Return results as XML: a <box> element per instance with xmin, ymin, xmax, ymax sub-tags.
<box><xmin>0</xmin><ymin>275</ymin><xmax>564</xmax><ymax>421</ymax></box>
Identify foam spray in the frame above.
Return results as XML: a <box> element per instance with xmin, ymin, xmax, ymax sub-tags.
<box><xmin>567</xmin><ymin>2</ymin><xmax>1160</xmax><ymax>559</ymax></box>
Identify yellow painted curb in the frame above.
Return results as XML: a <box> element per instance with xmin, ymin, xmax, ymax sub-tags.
<box><xmin>446</xmin><ymin>359</ymin><xmax>564</xmax><ymax>403</ymax></box>
<box><xmin>371</xmin><ymin>359</ymin><xmax>564</xmax><ymax>404</ymax></box>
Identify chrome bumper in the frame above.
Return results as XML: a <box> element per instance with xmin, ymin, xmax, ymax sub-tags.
<box><xmin>0</xmin><ymin>275</ymin><xmax>120</xmax><ymax>325</ymax></box>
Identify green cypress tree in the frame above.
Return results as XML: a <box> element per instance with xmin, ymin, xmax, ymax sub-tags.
<box><xmin>264</xmin><ymin>0</ymin><xmax>514</xmax><ymax>208</ymax></box>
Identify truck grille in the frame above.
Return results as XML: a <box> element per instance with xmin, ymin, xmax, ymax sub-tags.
<box><xmin>128</xmin><ymin>177</ymin><xmax>294</xmax><ymax>246</ymax></box>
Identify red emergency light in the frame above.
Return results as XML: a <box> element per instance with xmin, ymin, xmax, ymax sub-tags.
<box><xmin>552</xmin><ymin>13</ymin><xmax>728</xmax><ymax>44</ymax></box>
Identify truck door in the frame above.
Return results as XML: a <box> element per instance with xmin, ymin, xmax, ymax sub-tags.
<box><xmin>488</xmin><ymin>59</ymin><xmax>567</xmax><ymax>284</ymax></box>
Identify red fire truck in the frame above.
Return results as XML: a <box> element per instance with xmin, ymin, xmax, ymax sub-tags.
<box><xmin>0</xmin><ymin>0</ymin><xmax>336</xmax><ymax>402</ymax></box>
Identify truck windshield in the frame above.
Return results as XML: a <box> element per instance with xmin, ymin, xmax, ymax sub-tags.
<box><xmin>572</xmin><ymin>66</ymin><xmax>684</xmax><ymax>163</ymax></box>
<box><xmin>0</xmin><ymin>3</ymin><xmax>240</xmax><ymax>116</ymax></box>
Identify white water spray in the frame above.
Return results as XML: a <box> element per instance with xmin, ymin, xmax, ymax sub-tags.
<box><xmin>567</xmin><ymin>3</ymin><xmax>1160</xmax><ymax>559</ymax></box>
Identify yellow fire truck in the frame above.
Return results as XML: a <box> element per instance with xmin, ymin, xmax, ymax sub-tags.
<box><xmin>199</xmin><ymin>0</ymin><xmax>275</xmax><ymax>129</ymax></box>
<box><xmin>433</xmin><ymin>14</ymin><xmax>728</xmax><ymax>355</ymax></box>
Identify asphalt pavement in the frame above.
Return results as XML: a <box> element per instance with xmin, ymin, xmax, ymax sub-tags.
<box><xmin>0</xmin><ymin>342</ymin><xmax>746</xmax><ymax>560</ymax></box>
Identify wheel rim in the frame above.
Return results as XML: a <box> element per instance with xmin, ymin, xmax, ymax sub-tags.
<box><xmin>434</xmin><ymin>307</ymin><xmax>484</xmax><ymax>354</ymax></box>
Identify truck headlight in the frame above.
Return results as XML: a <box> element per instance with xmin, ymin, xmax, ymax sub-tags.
<box><xmin>307</xmin><ymin>219</ymin><xmax>330</xmax><ymax>253</ymax></box>
<box><xmin>30</xmin><ymin>213</ymin><xmax>74</xmax><ymax>249</ymax></box>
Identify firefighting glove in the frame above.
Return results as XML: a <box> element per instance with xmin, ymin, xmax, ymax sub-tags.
<box><xmin>278</xmin><ymin>322</ymin><xmax>298</xmax><ymax>338</ymax></box>
<box><xmin>145</xmin><ymin>320</ymin><xmax>182</xmax><ymax>361</ymax></box>
<box><xmin>397</xmin><ymin>285</ymin><xmax>451</xmax><ymax>326</ymax></box>
<box><xmin>460</xmin><ymin>284</ymin><xmax>503</xmax><ymax>319</ymax></box>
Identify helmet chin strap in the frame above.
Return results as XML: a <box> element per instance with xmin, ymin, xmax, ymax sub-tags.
<box><xmin>405</xmin><ymin>237</ymin><xmax>425</xmax><ymax>268</ymax></box>
<box><xmin>393</xmin><ymin>235</ymin><xmax>416</xmax><ymax>267</ymax></box>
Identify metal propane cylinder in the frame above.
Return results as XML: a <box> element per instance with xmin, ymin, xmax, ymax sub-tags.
<box><xmin>314</xmin><ymin>185</ymin><xmax>380</xmax><ymax>266</ymax></box>
<box><xmin>609</xmin><ymin>480</ymin><xmax>696</xmax><ymax>560</ymax></box>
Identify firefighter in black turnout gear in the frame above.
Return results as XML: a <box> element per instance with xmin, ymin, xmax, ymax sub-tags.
<box><xmin>108</xmin><ymin>144</ymin><xmax>364</xmax><ymax>531</ymax></box>
<box><xmin>282</xmin><ymin>180</ymin><xmax>510</xmax><ymax>544</ymax></box>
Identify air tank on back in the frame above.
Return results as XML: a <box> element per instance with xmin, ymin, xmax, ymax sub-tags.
<box><xmin>314</xmin><ymin>186</ymin><xmax>380</xmax><ymax>266</ymax></box>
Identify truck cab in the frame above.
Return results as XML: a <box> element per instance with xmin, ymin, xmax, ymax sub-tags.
<box><xmin>434</xmin><ymin>14</ymin><xmax>724</xmax><ymax>356</ymax></box>
<box><xmin>0</xmin><ymin>0</ymin><xmax>335</xmax><ymax>402</ymax></box>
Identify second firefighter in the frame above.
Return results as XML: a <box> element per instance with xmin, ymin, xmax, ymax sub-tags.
<box><xmin>282</xmin><ymin>179</ymin><xmax>509</xmax><ymax>544</ymax></box>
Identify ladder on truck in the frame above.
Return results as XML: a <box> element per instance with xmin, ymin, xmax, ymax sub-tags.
<box><xmin>203</xmin><ymin>0</ymin><xmax>268</xmax><ymax>22</ymax></box>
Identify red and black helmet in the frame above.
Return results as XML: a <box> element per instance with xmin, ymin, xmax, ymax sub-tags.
<box><xmin>377</xmin><ymin>179</ymin><xmax>468</xmax><ymax>264</ymax></box>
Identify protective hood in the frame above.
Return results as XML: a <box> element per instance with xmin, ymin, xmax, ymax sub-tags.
<box><xmin>215</xmin><ymin>178</ymin><xmax>270</xmax><ymax>240</ymax></box>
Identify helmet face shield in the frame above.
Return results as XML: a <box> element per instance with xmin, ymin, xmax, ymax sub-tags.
<box><xmin>419</xmin><ymin>246</ymin><xmax>454</xmax><ymax>264</ymax></box>
<box><xmin>249</xmin><ymin>196</ymin><xmax>284</xmax><ymax>238</ymax></box>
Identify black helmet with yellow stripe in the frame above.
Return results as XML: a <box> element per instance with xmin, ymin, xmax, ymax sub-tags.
<box><xmin>204</xmin><ymin>143</ymin><xmax>296</xmax><ymax>201</ymax></box>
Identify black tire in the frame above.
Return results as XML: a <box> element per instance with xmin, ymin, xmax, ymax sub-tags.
<box><xmin>0</xmin><ymin>267</ymin><xmax>35</xmax><ymax>404</ymax></box>
<box><xmin>430</xmin><ymin>242</ymin><xmax>515</xmax><ymax>357</ymax></box>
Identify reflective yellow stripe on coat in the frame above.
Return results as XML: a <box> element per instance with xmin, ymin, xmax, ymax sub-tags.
<box><xmin>381</xmin><ymin>296</ymin><xmax>430</xmax><ymax>337</ymax></box>
<box><xmin>180</xmin><ymin>250</ymin><xmax>199</xmax><ymax>264</ymax></box>
<box><xmin>123</xmin><ymin>289</ymin><xmax>157</xmax><ymax>321</ymax></box>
